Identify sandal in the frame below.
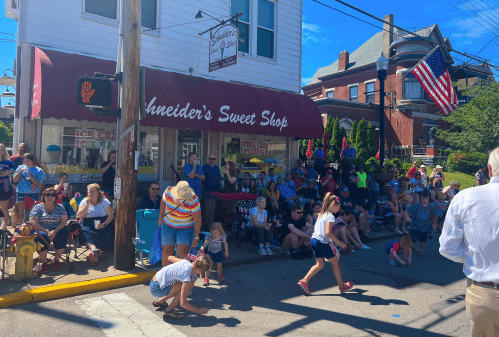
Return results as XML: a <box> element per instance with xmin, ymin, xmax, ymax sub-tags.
<box><xmin>297</xmin><ymin>279</ymin><xmax>311</xmax><ymax>295</ymax></box>
<box><xmin>163</xmin><ymin>310</ymin><xmax>185</xmax><ymax>319</ymax></box>
<box><xmin>87</xmin><ymin>252</ymin><xmax>98</xmax><ymax>266</ymax></box>
<box><xmin>153</xmin><ymin>300</ymin><xmax>166</xmax><ymax>307</ymax></box>
<box><xmin>339</xmin><ymin>281</ymin><xmax>354</xmax><ymax>293</ymax></box>
<box><xmin>92</xmin><ymin>249</ymin><xmax>102</xmax><ymax>257</ymax></box>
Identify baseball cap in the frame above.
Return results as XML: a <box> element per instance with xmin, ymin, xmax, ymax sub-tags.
<box><xmin>359</xmin><ymin>165</ymin><xmax>365</xmax><ymax>169</ymax></box>
<box><xmin>350</xmin><ymin>165</ymin><xmax>356</xmax><ymax>169</ymax></box>
<box><xmin>327</xmin><ymin>170</ymin><xmax>333</xmax><ymax>174</ymax></box>
<box><xmin>480</xmin><ymin>164</ymin><xmax>486</xmax><ymax>168</ymax></box>
<box><xmin>436</xmin><ymin>165</ymin><xmax>443</xmax><ymax>169</ymax></box>
<box><xmin>307</xmin><ymin>179</ymin><xmax>316</xmax><ymax>183</ymax></box>
<box><xmin>420</xmin><ymin>165</ymin><xmax>425</xmax><ymax>168</ymax></box>
<box><xmin>342</xmin><ymin>187</ymin><xmax>349</xmax><ymax>192</ymax></box>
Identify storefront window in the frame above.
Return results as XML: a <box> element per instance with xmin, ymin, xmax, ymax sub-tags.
<box><xmin>221</xmin><ymin>133</ymin><xmax>287</xmax><ymax>179</ymax></box>
<box><xmin>40</xmin><ymin>118</ymin><xmax>159</xmax><ymax>182</ymax></box>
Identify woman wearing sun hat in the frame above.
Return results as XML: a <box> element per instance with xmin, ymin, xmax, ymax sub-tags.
<box><xmin>158</xmin><ymin>181</ymin><xmax>202</xmax><ymax>267</ymax></box>
<box><xmin>430</xmin><ymin>165</ymin><xmax>446</xmax><ymax>184</ymax></box>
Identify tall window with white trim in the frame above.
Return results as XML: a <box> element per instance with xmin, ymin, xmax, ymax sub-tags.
<box><xmin>85</xmin><ymin>0</ymin><xmax>117</xmax><ymax>20</ymax></box>
<box><xmin>257</xmin><ymin>0</ymin><xmax>275</xmax><ymax>59</ymax></box>
<box><xmin>349</xmin><ymin>86</ymin><xmax>358</xmax><ymax>102</ymax></box>
<box><xmin>365</xmin><ymin>82</ymin><xmax>375</xmax><ymax>103</ymax></box>
<box><xmin>141</xmin><ymin>0</ymin><xmax>157</xmax><ymax>30</ymax></box>
<box><xmin>231</xmin><ymin>0</ymin><xmax>250</xmax><ymax>53</ymax></box>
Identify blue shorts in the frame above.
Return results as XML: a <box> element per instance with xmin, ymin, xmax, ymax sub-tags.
<box><xmin>208</xmin><ymin>250</ymin><xmax>223</xmax><ymax>263</ymax></box>
<box><xmin>311</xmin><ymin>238</ymin><xmax>336</xmax><ymax>259</ymax></box>
<box><xmin>411</xmin><ymin>230</ymin><xmax>429</xmax><ymax>243</ymax></box>
<box><xmin>35</xmin><ymin>227</ymin><xmax>69</xmax><ymax>252</ymax></box>
<box><xmin>149</xmin><ymin>279</ymin><xmax>172</xmax><ymax>298</ymax></box>
<box><xmin>17</xmin><ymin>192</ymin><xmax>39</xmax><ymax>204</ymax></box>
<box><xmin>161</xmin><ymin>224</ymin><xmax>194</xmax><ymax>246</ymax></box>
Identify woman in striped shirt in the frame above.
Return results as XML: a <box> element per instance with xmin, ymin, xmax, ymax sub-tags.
<box><xmin>158</xmin><ymin>181</ymin><xmax>202</xmax><ymax>267</ymax></box>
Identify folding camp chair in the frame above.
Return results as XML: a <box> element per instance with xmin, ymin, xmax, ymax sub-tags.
<box><xmin>134</xmin><ymin>209</ymin><xmax>161</xmax><ymax>269</ymax></box>
<box><xmin>233</xmin><ymin>199</ymin><xmax>258</xmax><ymax>252</ymax></box>
<box><xmin>0</xmin><ymin>230</ymin><xmax>13</xmax><ymax>280</ymax></box>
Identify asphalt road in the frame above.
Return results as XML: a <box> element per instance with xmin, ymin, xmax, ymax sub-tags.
<box><xmin>0</xmin><ymin>236</ymin><xmax>471</xmax><ymax>337</ymax></box>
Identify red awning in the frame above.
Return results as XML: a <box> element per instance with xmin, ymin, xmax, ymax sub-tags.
<box><xmin>31</xmin><ymin>47</ymin><xmax>324</xmax><ymax>138</ymax></box>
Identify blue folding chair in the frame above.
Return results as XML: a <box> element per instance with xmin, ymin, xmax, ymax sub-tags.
<box><xmin>134</xmin><ymin>209</ymin><xmax>161</xmax><ymax>269</ymax></box>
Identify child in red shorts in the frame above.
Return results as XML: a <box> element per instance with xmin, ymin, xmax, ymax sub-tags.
<box><xmin>386</xmin><ymin>235</ymin><xmax>413</xmax><ymax>266</ymax></box>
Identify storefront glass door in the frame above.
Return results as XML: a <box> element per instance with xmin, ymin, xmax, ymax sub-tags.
<box><xmin>177</xmin><ymin>130</ymin><xmax>203</xmax><ymax>179</ymax></box>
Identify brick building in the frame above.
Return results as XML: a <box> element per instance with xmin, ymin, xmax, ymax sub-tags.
<box><xmin>302</xmin><ymin>14</ymin><xmax>493</xmax><ymax>162</ymax></box>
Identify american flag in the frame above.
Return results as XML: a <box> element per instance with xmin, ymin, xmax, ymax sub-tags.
<box><xmin>411</xmin><ymin>47</ymin><xmax>459</xmax><ymax>116</ymax></box>
<box><xmin>186</xmin><ymin>246</ymin><xmax>206</xmax><ymax>262</ymax></box>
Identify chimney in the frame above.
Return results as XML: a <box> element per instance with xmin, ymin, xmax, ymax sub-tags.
<box><xmin>383</xmin><ymin>14</ymin><xmax>394</xmax><ymax>58</ymax></box>
<box><xmin>338</xmin><ymin>50</ymin><xmax>349</xmax><ymax>72</ymax></box>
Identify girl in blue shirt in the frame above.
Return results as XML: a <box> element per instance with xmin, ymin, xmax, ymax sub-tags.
<box><xmin>0</xmin><ymin>144</ymin><xmax>15</xmax><ymax>231</ymax></box>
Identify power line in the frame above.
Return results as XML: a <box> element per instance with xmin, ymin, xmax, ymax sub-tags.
<box><xmin>443</xmin><ymin>0</ymin><xmax>498</xmax><ymax>35</ymax></box>
<box><xmin>456</xmin><ymin>0</ymin><xmax>498</xmax><ymax>32</ymax></box>
<box><xmin>0</xmin><ymin>32</ymin><xmax>16</xmax><ymax>37</ymax></box>
<box><xmin>144</xmin><ymin>16</ymin><xmax>229</xmax><ymax>32</ymax></box>
<box><xmin>476</xmin><ymin>36</ymin><xmax>497</xmax><ymax>55</ymax></box>
<box><xmin>478</xmin><ymin>0</ymin><xmax>499</xmax><ymax>21</ymax></box>
<box><xmin>317</xmin><ymin>0</ymin><xmax>499</xmax><ymax>71</ymax></box>
<box><xmin>473</xmin><ymin>0</ymin><xmax>499</xmax><ymax>24</ymax></box>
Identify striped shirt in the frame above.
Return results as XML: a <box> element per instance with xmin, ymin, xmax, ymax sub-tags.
<box><xmin>30</xmin><ymin>203</ymin><xmax>67</xmax><ymax>231</ymax></box>
<box><xmin>162</xmin><ymin>186</ymin><xmax>201</xmax><ymax>229</ymax></box>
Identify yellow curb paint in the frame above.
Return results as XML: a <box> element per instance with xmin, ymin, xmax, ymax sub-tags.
<box><xmin>0</xmin><ymin>290</ymin><xmax>33</xmax><ymax>309</ymax></box>
<box><xmin>1</xmin><ymin>271</ymin><xmax>156</xmax><ymax>308</ymax></box>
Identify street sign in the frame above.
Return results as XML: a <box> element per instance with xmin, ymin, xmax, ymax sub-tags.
<box><xmin>209</xmin><ymin>24</ymin><xmax>238</xmax><ymax>72</ymax></box>
<box><xmin>114</xmin><ymin>177</ymin><xmax>122</xmax><ymax>200</ymax></box>
<box><xmin>77</xmin><ymin>76</ymin><xmax>113</xmax><ymax>108</ymax></box>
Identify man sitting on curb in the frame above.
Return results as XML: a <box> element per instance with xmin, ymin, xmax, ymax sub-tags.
<box><xmin>279</xmin><ymin>205</ymin><xmax>313</xmax><ymax>260</ymax></box>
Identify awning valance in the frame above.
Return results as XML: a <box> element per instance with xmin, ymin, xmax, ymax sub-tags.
<box><xmin>31</xmin><ymin>47</ymin><xmax>324</xmax><ymax>138</ymax></box>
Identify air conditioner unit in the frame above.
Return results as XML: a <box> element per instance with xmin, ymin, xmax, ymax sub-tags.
<box><xmin>5</xmin><ymin>0</ymin><xmax>18</xmax><ymax>21</ymax></box>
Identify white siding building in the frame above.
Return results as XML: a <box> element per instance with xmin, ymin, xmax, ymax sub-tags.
<box><xmin>7</xmin><ymin>0</ymin><xmax>322</xmax><ymax>196</ymax></box>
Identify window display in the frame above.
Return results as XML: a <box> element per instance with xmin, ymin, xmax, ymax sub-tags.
<box><xmin>221</xmin><ymin>133</ymin><xmax>287</xmax><ymax>179</ymax></box>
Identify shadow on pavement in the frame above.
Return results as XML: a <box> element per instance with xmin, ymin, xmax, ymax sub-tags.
<box><xmin>314</xmin><ymin>288</ymin><xmax>410</xmax><ymax>306</ymax></box>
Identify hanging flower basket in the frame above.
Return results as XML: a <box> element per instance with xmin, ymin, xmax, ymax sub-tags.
<box><xmin>374</xmin><ymin>171</ymin><xmax>396</xmax><ymax>184</ymax></box>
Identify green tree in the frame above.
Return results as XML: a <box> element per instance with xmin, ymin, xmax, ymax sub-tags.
<box><xmin>355</xmin><ymin>118</ymin><xmax>369</xmax><ymax>161</ymax></box>
<box><xmin>299</xmin><ymin>139</ymin><xmax>308</xmax><ymax>159</ymax></box>
<box><xmin>437</xmin><ymin>79</ymin><xmax>499</xmax><ymax>152</ymax></box>
<box><xmin>367</xmin><ymin>122</ymin><xmax>376</xmax><ymax>158</ymax></box>
<box><xmin>330</xmin><ymin>118</ymin><xmax>341</xmax><ymax>160</ymax></box>
<box><xmin>0</xmin><ymin>122</ymin><xmax>13</xmax><ymax>145</ymax></box>
<box><xmin>349</xmin><ymin>121</ymin><xmax>358</xmax><ymax>147</ymax></box>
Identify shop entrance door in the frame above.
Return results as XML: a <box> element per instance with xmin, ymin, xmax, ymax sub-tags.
<box><xmin>177</xmin><ymin>130</ymin><xmax>202</xmax><ymax>179</ymax></box>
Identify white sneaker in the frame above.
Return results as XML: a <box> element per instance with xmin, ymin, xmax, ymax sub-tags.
<box><xmin>395</xmin><ymin>228</ymin><xmax>404</xmax><ymax>235</ymax></box>
<box><xmin>401</xmin><ymin>229</ymin><xmax>410</xmax><ymax>235</ymax></box>
<box><xmin>258</xmin><ymin>247</ymin><xmax>267</xmax><ymax>256</ymax></box>
<box><xmin>362</xmin><ymin>245</ymin><xmax>371</xmax><ymax>250</ymax></box>
<box><xmin>266</xmin><ymin>247</ymin><xmax>273</xmax><ymax>255</ymax></box>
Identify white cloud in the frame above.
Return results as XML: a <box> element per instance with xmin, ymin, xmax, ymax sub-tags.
<box><xmin>302</xmin><ymin>77</ymin><xmax>312</xmax><ymax>86</ymax></box>
<box><xmin>302</xmin><ymin>21</ymin><xmax>330</xmax><ymax>45</ymax></box>
<box><xmin>442</xmin><ymin>3</ymin><xmax>499</xmax><ymax>40</ymax></box>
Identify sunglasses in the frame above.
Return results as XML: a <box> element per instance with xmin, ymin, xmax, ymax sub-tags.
<box><xmin>209</xmin><ymin>158</ymin><xmax>216</xmax><ymax>160</ymax></box>
<box><xmin>151</xmin><ymin>188</ymin><xmax>160</xmax><ymax>191</ymax></box>
<box><xmin>294</xmin><ymin>211</ymin><xmax>303</xmax><ymax>214</ymax></box>
<box><xmin>45</xmin><ymin>193</ymin><xmax>57</xmax><ymax>197</ymax></box>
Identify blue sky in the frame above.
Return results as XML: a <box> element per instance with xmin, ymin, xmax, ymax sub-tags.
<box><xmin>302</xmin><ymin>0</ymin><xmax>499</xmax><ymax>85</ymax></box>
<box><xmin>1</xmin><ymin>0</ymin><xmax>498</xmax><ymax>102</ymax></box>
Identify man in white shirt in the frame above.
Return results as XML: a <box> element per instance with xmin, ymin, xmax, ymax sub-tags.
<box><xmin>439</xmin><ymin>147</ymin><xmax>499</xmax><ymax>337</ymax></box>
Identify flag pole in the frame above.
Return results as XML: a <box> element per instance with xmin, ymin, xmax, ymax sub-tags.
<box><xmin>386</xmin><ymin>45</ymin><xmax>440</xmax><ymax>94</ymax></box>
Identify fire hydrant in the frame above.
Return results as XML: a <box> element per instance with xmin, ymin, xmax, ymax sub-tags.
<box><xmin>6</xmin><ymin>223</ymin><xmax>44</xmax><ymax>281</ymax></box>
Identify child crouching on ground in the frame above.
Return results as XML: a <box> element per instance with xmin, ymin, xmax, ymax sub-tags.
<box><xmin>202</xmin><ymin>222</ymin><xmax>229</xmax><ymax>286</ymax></box>
<box><xmin>386</xmin><ymin>235</ymin><xmax>412</xmax><ymax>266</ymax></box>
<box><xmin>150</xmin><ymin>255</ymin><xmax>211</xmax><ymax>319</ymax></box>
<box><xmin>430</xmin><ymin>192</ymin><xmax>448</xmax><ymax>239</ymax></box>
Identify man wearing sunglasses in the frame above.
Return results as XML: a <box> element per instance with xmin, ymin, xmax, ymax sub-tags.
<box><xmin>139</xmin><ymin>181</ymin><xmax>162</xmax><ymax>210</ymax></box>
<box><xmin>202</xmin><ymin>153</ymin><xmax>221</xmax><ymax>196</ymax></box>
<box><xmin>279</xmin><ymin>205</ymin><xmax>314</xmax><ymax>260</ymax></box>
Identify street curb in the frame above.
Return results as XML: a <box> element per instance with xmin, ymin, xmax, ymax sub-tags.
<box><xmin>0</xmin><ymin>232</ymin><xmax>400</xmax><ymax>309</ymax></box>
<box><xmin>0</xmin><ymin>271</ymin><xmax>155</xmax><ymax>309</ymax></box>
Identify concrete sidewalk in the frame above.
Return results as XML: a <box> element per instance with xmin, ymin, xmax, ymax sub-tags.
<box><xmin>0</xmin><ymin>229</ymin><xmax>399</xmax><ymax>308</ymax></box>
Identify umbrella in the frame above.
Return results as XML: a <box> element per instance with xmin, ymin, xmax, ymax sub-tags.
<box><xmin>306</xmin><ymin>139</ymin><xmax>313</xmax><ymax>159</ymax></box>
<box><xmin>323</xmin><ymin>131</ymin><xmax>330</xmax><ymax>160</ymax></box>
<box><xmin>250</xmin><ymin>158</ymin><xmax>263</xmax><ymax>163</ymax></box>
<box><xmin>263</xmin><ymin>157</ymin><xmax>281</xmax><ymax>164</ymax></box>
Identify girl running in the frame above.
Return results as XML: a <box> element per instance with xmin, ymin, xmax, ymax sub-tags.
<box><xmin>298</xmin><ymin>192</ymin><xmax>354</xmax><ymax>295</ymax></box>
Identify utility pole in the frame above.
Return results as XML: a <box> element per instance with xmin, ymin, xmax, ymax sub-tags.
<box><xmin>114</xmin><ymin>0</ymin><xmax>141</xmax><ymax>270</ymax></box>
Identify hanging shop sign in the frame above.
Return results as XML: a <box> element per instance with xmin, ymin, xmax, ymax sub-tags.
<box><xmin>75</xmin><ymin>129</ymin><xmax>117</xmax><ymax>149</ymax></box>
<box><xmin>241</xmin><ymin>140</ymin><xmax>272</xmax><ymax>155</ymax></box>
<box><xmin>209</xmin><ymin>24</ymin><xmax>238</xmax><ymax>72</ymax></box>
